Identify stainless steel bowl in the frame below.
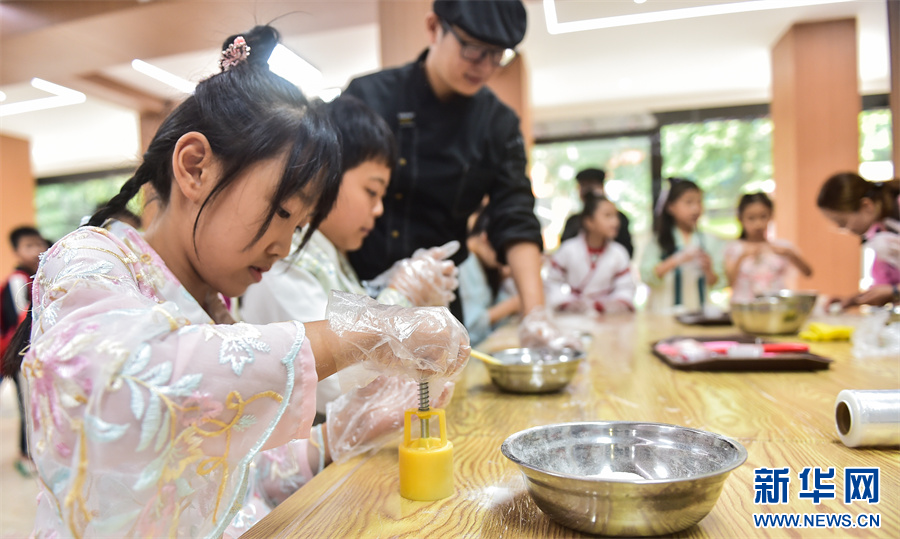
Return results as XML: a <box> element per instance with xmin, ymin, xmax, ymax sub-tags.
<box><xmin>484</xmin><ymin>348</ymin><xmax>583</xmax><ymax>393</ymax></box>
<box><xmin>501</xmin><ymin>421</ymin><xmax>747</xmax><ymax>536</ymax></box>
<box><xmin>731</xmin><ymin>289</ymin><xmax>818</xmax><ymax>335</ymax></box>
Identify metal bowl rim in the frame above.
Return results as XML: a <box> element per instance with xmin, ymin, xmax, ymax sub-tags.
<box><xmin>500</xmin><ymin>420</ymin><xmax>748</xmax><ymax>485</ymax></box>
<box><xmin>487</xmin><ymin>347</ymin><xmax>585</xmax><ymax>366</ymax></box>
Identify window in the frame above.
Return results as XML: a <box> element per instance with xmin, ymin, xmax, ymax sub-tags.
<box><xmin>530</xmin><ymin>136</ymin><xmax>652</xmax><ymax>251</ymax></box>
<box><xmin>859</xmin><ymin>108</ymin><xmax>893</xmax><ymax>181</ymax></box>
<box><xmin>660</xmin><ymin>117</ymin><xmax>774</xmax><ymax>240</ymax></box>
<box><xmin>36</xmin><ymin>171</ymin><xmax>141</xmax><ymax>242</ymax></box>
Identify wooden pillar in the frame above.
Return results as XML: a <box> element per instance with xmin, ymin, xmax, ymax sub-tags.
<box><xmin>771</xmin><ymin>19</ymin><xmax>861</xmax><ymax>297</ymax></box>
<box><xmin>889</xmin><ymin>0</ymin><xmax>899</xmax><ymax>171</ymax></box>
<box><xmin>376</xmin><ymin>0</ymin><xmax>531</xmax><ymax>148</ymax></box>
<box><xmin>0</xmin><ymin>135</ymin><xmax>36</xmax><ymax>271</ymax></box>
<box><xmin>378</xmin><ymin>0</ymin><xmax>430</xmax><ymax>69</ymax></box>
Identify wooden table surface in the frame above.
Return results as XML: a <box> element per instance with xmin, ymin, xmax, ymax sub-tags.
<box><xmin>243</xmin><ymin>313</ymin><xmax>900</xmax><ymax>538</ymax></box>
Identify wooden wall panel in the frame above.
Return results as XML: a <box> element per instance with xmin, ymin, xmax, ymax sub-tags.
<box><xmin>771</xmin><ymin>19</ymin><xmax>861</xmax><ymax>297</ymax></box>
<box><xmin>0</xmin><ymin>135</ymin><xmax>36</xmax><ymax>272</ymax></box>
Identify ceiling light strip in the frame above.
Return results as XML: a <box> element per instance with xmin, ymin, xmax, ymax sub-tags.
<box><xmin>0</xmin><ymin>78</ymin><xmax>86</xmax><ymax>117</ymax></box>
<box><xmin>543</xmin><ymin>0</ymin><xmax>857</xmax><ymax>34</ymax></box>
<box><xmin>131</xmin><ymin>59</ymin><xmax>197</xmax><ymax>94</ymax></box>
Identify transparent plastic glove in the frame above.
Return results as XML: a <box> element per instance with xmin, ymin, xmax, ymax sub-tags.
<box><xmin>326</xmin><ymin>376</ymin><xmax>455</xmax><ymax>463</ymax></box>
<box><xmin>593</xmin><ymin>298</ymin><xmax>631</xmax><ymax>315</ymax></box>
<box><xmin>381</xmin><ymin>241</ymin><xmax>460</xmax><ymax>306</ymax></box>
<box><xmin>558</xmin><ymin>294</ymin><xmax>590</xmax><ymax>314</ymax></box>
<box><xmin>518</xmin><ymin>305</ymin><xmax>584</xmax><ymax>352</ymax></box>
<box><xmin>326</xmin><ymin>290</ymin><xmax>470</xmax><ymax>384</ymax></box>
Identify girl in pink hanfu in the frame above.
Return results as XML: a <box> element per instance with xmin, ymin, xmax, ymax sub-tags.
<box><xmin>817</xmin><ymin>172</ymin><xmax>900</xmax><ymax>308</ymax></box>
<box><xmin>6</xmin><ymin>26</ymin><xmax>469</xmax><ymax>539</ymax></box>
<box><xmin>724</xmin><ymin>192</ymin><xmax>813</xmax><ymax>303</ymax></box>
<box><xmin>546</xmin><ymin>193</ymin><xmax>636</xmax><ymax>314</ymax></box>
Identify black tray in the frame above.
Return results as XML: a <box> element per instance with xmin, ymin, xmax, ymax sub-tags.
<box><xmin>675</xmin><ymin>311</ymin><xmax>733</xmax><ymax>326</ymax></box>
<box><xmin>652</xmin><ymin>335</ymin><xmax>832</xmax><ymax>371</ymax></box>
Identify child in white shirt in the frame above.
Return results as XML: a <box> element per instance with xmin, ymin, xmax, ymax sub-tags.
<box><xmin>547</xmin><ymin>192</ymin><xmax>635</xmax><ymax>314</ymax></box>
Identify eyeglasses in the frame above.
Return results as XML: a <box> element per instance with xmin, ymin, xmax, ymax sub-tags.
<box><xmin>440</xmin><ymin>21</ymin><xmax>517</xmax><ymax>67</ymax></box>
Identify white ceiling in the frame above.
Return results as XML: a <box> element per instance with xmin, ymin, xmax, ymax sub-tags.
<box><xmin>0</xmin><ymin>0</ymin><xmax>891</xmax><ymax>177</ymax></box>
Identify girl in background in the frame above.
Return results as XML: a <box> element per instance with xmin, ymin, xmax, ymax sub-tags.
<box><xmin>546</xmin><ymin>192</ymin><xmax>634</xmax><ymax>314</ymax></box>
<box><xmin>724</xmin><ymin>192</ymin><xmax>812</xmax><ymax>302</ymax></box>
<box><xmin>459</xmin><ymin>207</ymin><xmax>521</xmax><ymax>345</ymax></box>
<box><xmin>817</xmin><ymin>172</ymin><xmax>900</xmax><ymax>308</ymax></box>
<box><xmin>8</xmin><ymin>26</ymin><xmax>468</xmax><ymax>539</ymax></box>
<box><xmin>639</xmin><ymin>178</ymin><xmax>721</xmax><ymax>314</ymax></box>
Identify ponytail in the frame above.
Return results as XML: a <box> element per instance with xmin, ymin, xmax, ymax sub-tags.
<box><xmin>1</xmin><ymin>312</ymin><xmax>31</xmax><ymax>380</ymax></box>
<box><xmin>86</xmin><ymin>171</ymin><xmax>151</xmax><ymax>227</ymax></box>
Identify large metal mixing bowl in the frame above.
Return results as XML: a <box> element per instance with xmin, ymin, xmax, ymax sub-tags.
<box><xmin>484</xmin><ymin>348</ymin><xmax>583</xmax><ymax>393</ymax></box>
<box><xmin>501</xmin><ymin>421</ymin><xmax>747</xmax><ymax>536</ymax></box>
<box><xmin>731</xmin><ymin>290</ymin><xmax>818</xmax><ymax>335</ymax></box>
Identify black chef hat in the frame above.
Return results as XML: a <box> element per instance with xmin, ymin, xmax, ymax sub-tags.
<box><xmin>433</xmin><ymin>0</ymin><xmax>527</xmax><ymax>49</ymax></box>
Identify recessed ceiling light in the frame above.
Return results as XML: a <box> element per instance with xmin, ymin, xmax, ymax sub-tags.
<box><xmin>131</xmin><ymin>59</ymin><xmax>196</xmax><ymax>94</ymax></box>
<box><xmin>0</xmin><ymin>78</ymin><xmax>86</xmax><ymax>117</ymax></box>
<box><xmin>543</xmin><ymin>0</ymin><xmax>856</xmax><ymax>34</ymax></box>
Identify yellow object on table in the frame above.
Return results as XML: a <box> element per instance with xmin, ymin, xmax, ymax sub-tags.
<box><xmin>799</xmin><ymin>322</ymin><xmax>854</xmax><ymax>341</ymax></box>
<box><xmin>399</xmin><ymin>408</ymin><xmax>453</xmax><ymax>501</ymax></box>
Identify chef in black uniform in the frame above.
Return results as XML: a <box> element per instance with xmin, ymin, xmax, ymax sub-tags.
<box><xmin>344</xmin><ymin>0</ymin><xmax>562</xmax><ymax>346</ymax></box>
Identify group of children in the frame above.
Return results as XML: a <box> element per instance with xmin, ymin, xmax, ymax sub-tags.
<box><xmin>543</xmin><ymin>172</ymin><xmax>899</xmax><ymax>320</ymax></box>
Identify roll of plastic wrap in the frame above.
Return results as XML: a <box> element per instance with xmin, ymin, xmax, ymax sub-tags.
<box><xmin>834</xmin><ymin>390</ymin><xmax>900</xmax><ymax>448</ymax></box>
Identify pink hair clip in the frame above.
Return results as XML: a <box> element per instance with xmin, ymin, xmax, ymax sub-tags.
<box><xmin>220</xmin><ymin>36</ymin><xmax>251</xmax><ymax>71</ymax></box>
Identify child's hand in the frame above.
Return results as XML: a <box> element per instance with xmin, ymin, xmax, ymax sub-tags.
<box><xmin>326</xmin><ymin>291</ymin><xmax>470</xmax><ymax>382</ymax></box>
<box><xmin>325</xmin><ymin>376</ymin><xmax>455</xmax><ymax>463</ymax></box>
<box><xmin>388</xmin><ymin>241</ymin><xmax>460</xmax><ymax>307</ymax></box>
<box><xmin>841</xmin><ymin>284</ymin><xmax>897</xmax><ymax>308</ymax></box>
<box><xmin>518</xmin><ymin>306</ymin><xmax>584</xmax><ymax>352</ymax></box>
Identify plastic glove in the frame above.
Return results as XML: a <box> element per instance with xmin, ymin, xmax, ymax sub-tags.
<box><xmin>557</xmin><ymin>294</ymin><xmax>590</xmax><ymax>314</ymax></box>
<box><xmin>389</xmin><ymin>243</ymin><xmax>460</xmax><ymax>306</ymax></box>
<box><xmin>326</xmin><ymin>290</ymin><xmax>470</xmax><ymax>383</ymax></box>
<box><xmin>518</xmin><ymin>305</ymin><xmax>584</xmax><ymax>352</ymax></box>
<box><xmin>326</xmin><ymin>376</ymin><xmax>455</xmax><ymax>463</ymax></box>
<box><xmin>368</xmin><ymin>241</ymin><xmax>460</xmax><ymax>307</ymax></box>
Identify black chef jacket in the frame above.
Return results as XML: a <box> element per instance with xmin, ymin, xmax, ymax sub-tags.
<box><xmin>344</xmin><ymin>50</ymin><xmax>543</xmax><ymax>288</ymax></box>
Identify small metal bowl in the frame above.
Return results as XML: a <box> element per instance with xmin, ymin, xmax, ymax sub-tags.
<box><xmin>731</xmin><ymin>289</ymin><xmax>818</xmax><ymax>335</ymax></box>
<box><xmin>484</xmin><ymin>348</ymin><xmax>583</xmax><ymax>393</ymax></box>
<box><xmin>501</xmin><ymin>421</ymin><xmax>747</xmax><ymax>536</ymax></box>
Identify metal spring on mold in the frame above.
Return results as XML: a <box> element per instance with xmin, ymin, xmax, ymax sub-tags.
<box><xmin>418</xmin><ymin>381</ymin><xmax>430</xmax><ymax>412</ymax></box>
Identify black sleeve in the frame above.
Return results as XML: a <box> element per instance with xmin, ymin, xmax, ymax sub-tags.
<box><xmin>483</xmin><ymin>109</ymin><xmax>543</xmax><ymax>263</ymax></box>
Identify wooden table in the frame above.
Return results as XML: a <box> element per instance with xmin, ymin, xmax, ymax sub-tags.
<box><xmin>243</xmin><ymin>313</ymin><xmax>900</xmax><ymax>538</ymax></box>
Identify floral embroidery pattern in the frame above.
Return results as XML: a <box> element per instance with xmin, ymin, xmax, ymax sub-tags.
<box><xmin>21</xmin><ymin>224</ymin><xmax>310</xmax><ymax>539</ymax></box>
